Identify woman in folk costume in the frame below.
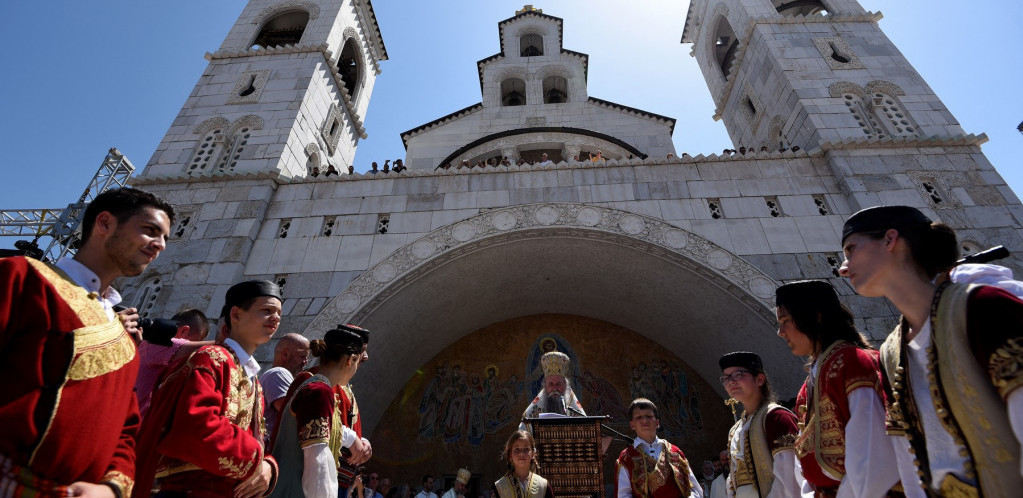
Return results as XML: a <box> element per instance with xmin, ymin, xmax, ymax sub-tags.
<box><xmin>133</xmin><ymin>280</ymin><xmax>282</xmax><ymax>498</ymax></box>
<box><xmin>281</xmin><ymin>324</ymin><xmax>372</xmax><ymax>495</ymax></box>
<box><xmin>839</xmin><ymin>205</ymin><xmax>1023</xmax><ymax>497</ymax></box>
<box><xmin>493</xmin><ymin>431</ymin><xmax>554</xmax><ymax>498</ymax></box>
<box><xmin>270</xmin><ymin>327</ymin><xmax>366</xmax><ymax>497</ymax></box>
<box><xmin>775</xmin><ymin>280</ymin><xmax>900</xmax><ymax>497</ymax></box>
<box><xmin>718</xmin><ymin>352</ymin><xmax>808</xmax><ymax>498</ymax></box>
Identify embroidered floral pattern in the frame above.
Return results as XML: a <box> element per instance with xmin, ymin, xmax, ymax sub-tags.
<box><xmin>299</xmin><ymin>417</ymin><xmax>330</xmax><ymax>446</ymax></box>
<box><xmin>989</xmin><ymin>338</ymin><xmax>1023</xmax><ymax>399</ymax></box>
<box><xmin>102</xmin><ymin>470</ymin><xmax>134</xmax><ymax>497</ymax></box>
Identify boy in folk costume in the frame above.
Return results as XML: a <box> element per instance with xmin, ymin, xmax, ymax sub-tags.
<box><xmin>133</xmin><ymin>281</ymin><xmax>282</xmax><ymax>497</ymax></box>
<box><xmin>615</xmin><ymin>398</ymin><xmax>702</xmax><ymax>498</ymax></box>
<box><xmin>718</xmin><ymin>352</ymin><xmax>808</xmax><ymax>498</ymax></box>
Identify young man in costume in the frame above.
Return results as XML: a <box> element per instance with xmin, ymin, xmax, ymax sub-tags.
<box><xmin>775</xmin><ymin>280</ymin><xmax>900</xmax><ymax>497</ymax></box>
<box><xmin>0</xmin><ymin>187</ymin><xmax>173</xmax><ymax>497</ymax></box>
<box><xmin>133</xmin><ymin>280</ymin><xmax>282</xmax><ymax>497</ymax></box>
<box><xmin>615</xmin><ymin>398</ymin><xmax>702</xmax><ymax>498</ymax></box>
<box><xmin>840</xmin><ymin>205</ymin><xmax>1023</xmax><ymax>497</ymax></box>
<box><xmin>718</xmin><ymin>352</ymin><xmax>808</xmax><ymax>498</ymax></box>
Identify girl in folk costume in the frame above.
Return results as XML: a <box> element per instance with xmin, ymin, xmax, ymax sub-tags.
<box><xmin>282</xmin><ymin>324</ymin><xmax>372</xmax><ymax>495</ymax></box>
<box><xmin>493</xmin><ymin>431</ymin><xmax>554</xmax><ymax>498</ymax></box>
<box><xmin>615</xmin><ymin>398</ymin><xmax>702</xmax><ymax>498</ymax></box>
<box><xmin>718</xmin><ymin>352</ymin><xmax>808</xmax><ymax>498</ymax></box>
<box><xmin>133</xmin><ymin>280</ymin><xmax>282</xmax><ymax>498</ymax></box>
<box><xmin>774</xmin><ymin>280</ymin><xmax>901</xmax><ymax>497</ymax></box>
<box><xmin>839</xmin><ymin>206</ymin><xmax>1023</xmax><ymax>497</ymax></box>
<box><xmin>270</xmin><ymin>327</ymin><xmax>366</xmax><ymax>497</ymax></box>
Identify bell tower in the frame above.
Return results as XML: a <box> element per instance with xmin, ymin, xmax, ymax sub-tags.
<box><xmin>140</xmin><ymin>0</ymin><xmax>387</xmax><ymax>179</ymax></box>
<box><xmin>682</xmin><ymin>0</ymin><xmax>963</xmax><ymax>151</ymax></box>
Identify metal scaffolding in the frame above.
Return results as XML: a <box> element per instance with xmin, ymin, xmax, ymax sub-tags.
<box><xmin>0</xmin><ymin>148</ymin><xmax>135</xmax><ymax>261</ymax></box>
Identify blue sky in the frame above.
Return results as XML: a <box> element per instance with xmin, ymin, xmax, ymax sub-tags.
<box><xmin>1</xmin><ymin>0</ymin><xmax>1020</xmax><ymax>249</ymax></box>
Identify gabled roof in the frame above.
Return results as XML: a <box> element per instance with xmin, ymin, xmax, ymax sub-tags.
<box><xmin>357</xmin><ymin>0</ymin><xmax>389</xmax><ymax>61</ymax></box>
<box><xmin>399</xmin><ymin>103</ymin><xmax>484</xmax><ymax>148</ymax></box>
<box><xmin>476</xmin><ymin>49</ymin><xmax>588</xmax><ymax>94</ymax></box>
<box><xmin>588</xmin><ymin>97</ymin><xmax>677</xmax><ymax>135</ymax></box>
<box><xmin>497</xmin><ymin>10</ymin><xmax>564</xmax><ymax>54</ymax></box>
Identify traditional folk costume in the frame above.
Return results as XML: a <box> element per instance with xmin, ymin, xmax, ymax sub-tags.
<box><xmin>794</xmin><ymin>341</ymin><xmax>899</xmax><ymax>497</ymax></box>
<box><xmin>493</xmin><ymin>471</ymin><xmax>553</xmax><ymax>498</ymax></box>
<box><xmin>519</xmin><ymin>352</ymin><xmax>586</xmax><ymax>431</ymax></box>
<box><xmin>270</xmin><ymin>374</ymin><xmax>347</xmax><ymax>498</ymax></box>
<box><xmin>615</xmin><ymin>437</ymin><xmax>701</xmax><ymax>498</ymax></box>
<box><xmin>839</xmin><ymin>206</ymin><xmax>1023</xmax><ymax>498</ymax></box>
<box><xmin>0</xmin><ymin>256</ymin><xmax>139</xmax><ymax>496</ymax></box>
<box><xmin>880</xmin><ymin>282</ymin><xmax>1023</xmax><ymax>498</ymax></box>
<box><xmin>133</xmin><ymin>281</ymin><xmax>283</xmax><ymax>497</ymax></box>
<box><xmin>719</xmin><ymin>352</ymin><xmax>807</xmax><ymax>498</ymax></box>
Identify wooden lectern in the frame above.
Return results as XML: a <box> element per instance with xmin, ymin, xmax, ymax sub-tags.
<box><xmin>524</xmin><ymin>415</ymin><xmax>607</xmax><ymax>498</ymax></box>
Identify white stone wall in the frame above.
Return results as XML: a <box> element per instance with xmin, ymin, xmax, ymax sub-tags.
<box><xmin>143</xmin><ymin>0</ymin><xmax>382</xmax><ymax>179</ymax></box>
<box><xmin>404</xmin><ymin>101</ymin><xmax>677</xmax><ymax>170</ymax></box>
<box><xmin>128</xmin><ymin>143</ymin><xmax>1023</xmax><ymax>359</ymax></box>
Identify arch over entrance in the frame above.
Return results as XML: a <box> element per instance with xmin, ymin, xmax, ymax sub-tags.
<box><xmin>303</xmin><ymin>203</ymin><xmax>803</xmax><ymax>435</ymax></box>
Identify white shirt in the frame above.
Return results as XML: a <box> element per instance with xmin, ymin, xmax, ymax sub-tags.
<box><xmin>727</xmin><ymin>411</ymin><xmax>810</xmax><ymax>498</ymax></box>
<box><xmin>223</xmin><ymin>338</ymin><xmax>261</xmax><ymax>381</ymax></box>
<box><xmin>617</xmin><ymin>437</ymin><xmax>703</xmax><ymax>498</ymax></box>
<box><xmin>415</xmin><ymin>491</ymin><xmax>438</xmax><ymax>498</ymax></box>
<box><xmin>56</xmin><ymin>257</ymin><xmax>121</xmax><ymax>320</ymax></box>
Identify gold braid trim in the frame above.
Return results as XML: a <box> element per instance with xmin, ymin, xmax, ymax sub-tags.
<box><xmin>988</xmin><ymin>337</ymin><xmax>1023</xmax><ymax>400</ymax></box>
<box><xmin>102</xmin><ymin>470</ymin><xmax>133</xmax><ymax>498</ymax></box>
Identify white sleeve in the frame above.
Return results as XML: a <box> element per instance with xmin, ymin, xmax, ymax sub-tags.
<box><xmin>835</xmin><ymin>387</ymin><xmax>899</xmax><ymax>498</ymax></box>
<box><xmin>889</xmin><ymin>435</ymin><xmax>927</xmax><ymax>498</ymax></box>
<box><xmin>686</xmin><ymin>467</ymin><xmax>705</xmax><ymax>498</ymax></box>
<box><xmin>765</xmin><ymin>449</ymin><xmax>810</xmax><ymax>498</ymax></box>
<box><xmin>1008</xmin><ymin>388</ymin><xmax>1023</xmax><ymax>479</ymax></box>
<box><xmin>617</xmin><ymin>466</ymin><xmax>632</xmax><ymax>498</ymax></box>
<box><xmin>341</xmin><ymin>425</ymin><xmax>358</xmax><ymax>447</ymax></box>
<box><xmin>302</xmin><ymin>442</ymin><xmax>338</xmax><ymax>498</ymax></box>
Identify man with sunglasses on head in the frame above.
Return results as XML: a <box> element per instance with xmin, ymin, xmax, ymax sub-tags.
<box><xmin>719</xmin><ymin>352</ymin><xmax>808</xmax><ymax>498</ymax></box>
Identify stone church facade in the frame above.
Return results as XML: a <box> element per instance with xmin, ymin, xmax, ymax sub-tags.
<box><xmin>128</xmin><ymin>0</ymin><xmax>1022</xmax><ymax>482</ymax></box>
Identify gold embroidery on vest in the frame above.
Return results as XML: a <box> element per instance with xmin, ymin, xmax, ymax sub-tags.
<box><xmin>988</xmin><ymin>337</ymin><xmax>1023</xmax><ymax>399</ymax></box>
<box><xmin>67</xmin><ymin>322</ymin><xmax>135</xmax><ymax>380</ymax></box>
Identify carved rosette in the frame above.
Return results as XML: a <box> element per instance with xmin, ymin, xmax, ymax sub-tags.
<box><xmin>307</xmin><ymin>203</ymin><xmax>779</xmax><ymax>337</ymax></box>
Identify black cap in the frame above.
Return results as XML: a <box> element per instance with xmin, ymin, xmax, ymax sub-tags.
<box><xmin>719</xmin><ymin>352</ymin><xmax>764</xmax><ymax>374</ymax></box>
<box><xmin>841</xmin><ymin>205</ymin><xmax>932</xmax><ymax>244</ymax></box>
<box><xmin>337</xmin><ymin>323</ymin><xmax>369</xmax><ymax>344</ymax></box>
<box><xmin>776</xmin><ymin>280</ymin><xmax>842</xmax><ymax>313</ymax></box>
<box><xmin>220</xmin><ymin>280</ymin><xmax>282</xmax><ymax>319</ymax></box>
<box><xmin>324</xmin><ymin>327</ymin><xmax>364</xmax><ymax>350</ymax></box>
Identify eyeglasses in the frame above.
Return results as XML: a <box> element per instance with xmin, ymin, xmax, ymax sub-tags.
<box><xmin>719</xmin><ymin>370</ymin><xmax>750</xmax><ymax>385</ymax></box>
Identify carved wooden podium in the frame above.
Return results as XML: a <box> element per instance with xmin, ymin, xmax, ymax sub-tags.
<box><xmin>524</xmin><ymin>415</ymin><xmax>606</xmax><ymax>498</ymax></box>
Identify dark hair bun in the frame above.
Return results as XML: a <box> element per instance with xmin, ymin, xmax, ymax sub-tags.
<box><xmin>310</xmin><ymin>339</ymin><xmax>328</xmax><ymax>358</ymax></box>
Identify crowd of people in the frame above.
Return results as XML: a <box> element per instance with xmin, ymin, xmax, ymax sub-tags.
<box><xmin>0</xmin><ymin>184</ymin><xmax>1020</xmax><ymax>498</ymax></box>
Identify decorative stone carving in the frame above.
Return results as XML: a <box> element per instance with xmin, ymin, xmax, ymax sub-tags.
<box><xmin>255</xmin><ymin>0</ymin><xmax>321</xmax><ymax>26</ymax></box>
<box><xmin>321</xmin><ymin>104</ymin><xmax>344</xmax><ymax>154</ymax></box>
<box><xmin>193</xmin><ymin>117</ymin><xmax>231</xmax><ymax>136</ymax></box>
<box><xmin>812</xmin><ymin>37</ymin><xmax>865</xmax><ymax>70</ymax></box>
<box><xmin>303</xmin><ymin>203</ymin><xmax>781</xmax><ymax>337</ymax></box>
<box><xmin>226</xmin><ymin>69</ymin><xmax>272</xmax><ymax>105</ymax></box>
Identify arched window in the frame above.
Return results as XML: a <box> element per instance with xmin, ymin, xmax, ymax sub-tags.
<box><xmin>251</xmin><ymin>10</ymin><xmax>309</xmax><ymax>49</ymax></box>
<box><xmin>542</xmin><ymin>76</ymin><xmax>568</xmax><ymax>104</ymax></box>
<box><xmin>870</xmin><ymin>92</ymin><xmax>918</xmax><ymax>138</ymax></box>
<box><xmin>711</xmin><ymin>17</ymin><xmax>739</xmax><ymax>80</ymax></box>
<box><xmin>501</xmin><ymin>78</ymin><xmax>526</xmax><ymax>106</ymax></box>
<box><xmin>216</xmin><ymin>126</ymin><xmax>252</xmax><ymax>172</ymax></box>
<box><xmin>843</xmin><ymin>93</ymin><xmax>883</xmax><ymax>137</ymax></box>
<box><xmin>520</xmin><ymin>33</ymin><xmax>543</xmax><ymax>57</ymax></box>
<box><xmin>187</xmin><ymin>128</ymin><xmax>226</xmax><ymax>175</ymax></box>
<box><xmin>337</xmin><ymin>38</ymin><xmax>362</xmax><ymax>100</ymax></box>
<box><xmin>772</xmin><ymin>0</ymin><xmax>829</xmax><ymax>16</ymax></box>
